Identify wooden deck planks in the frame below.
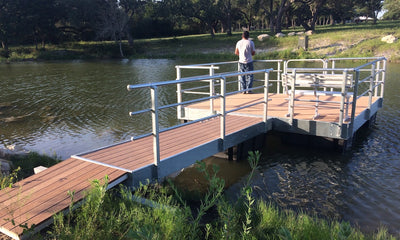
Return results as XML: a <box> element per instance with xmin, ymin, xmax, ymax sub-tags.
<box><xmin>184</xmin><ymin>93</ymin><xmax>377</xmax><ymax>123</ymax></box>
<box><xmin>0</xmin><ymin>158</ymin><xmax>126</xmax><ymax>237</ymax></box>
<box><xmin>79</xmin><ymin>115</ymin><xmax>264</xmax><ymax>171</ymax></box>
<box><xmin>9</xmin><ymin>167</ymin><xmax>124</xmax><ymax>234</ymax></box>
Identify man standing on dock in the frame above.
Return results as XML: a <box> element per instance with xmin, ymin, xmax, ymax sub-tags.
<box><xmin>235</xmin><ymin>31</ymin><xmax>256</xmax><ymax>94</ymax></box>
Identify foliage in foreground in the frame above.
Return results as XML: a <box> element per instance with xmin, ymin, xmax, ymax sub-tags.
<box><xmin>0</xmin><ymin>152</ymin><xmax>60</xmax><ymax>190</ymax></box>
<box><xmin>47</xmin><ymin>151</ymin><xmax>397</xmax><ymax>240</ymax></box>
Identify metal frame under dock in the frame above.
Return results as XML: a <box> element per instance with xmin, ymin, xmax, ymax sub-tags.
<box><xmin>0</xmin><ymin>57</ymin><xmax>386</xmax><ymax>240</ymax></box>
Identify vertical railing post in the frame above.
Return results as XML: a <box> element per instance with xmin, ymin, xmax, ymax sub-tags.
<box><xmin>276</xmin><ymin>61</ymin><xmax>281</xmax><ymax>94</ymax></box>
<box><xmin>237</xmin><ymin>62</ymin><xmax>241</xmax><ymax>91</ymax></box>
<box><xmin>338</xmin><ymin>70</ymin><xmax>348</xmax><ymax>126</ymax></box>
<box><xmin>220</xmin><ymin>77</ymin><xmax>226</xmax><ymax>142</ymax></box>
<box><xmin>150</xmin><ymin>86</ymin><xmax>160</xmax><ymax>169</ymax></box>
<box><xmin>348</xmin><ymin>70</ymin><xmax>360</xmax><ymax>137</ymax></box>
<box><xmin>264</xmin><ymin>70</ymin><xmax>270</xmax><ymax>124</ymax></box>
<box><xmin>209</xmin><ymin>65</ymin><xmax>215</xmax><ymax>114</ymax></box>
<box><xmin>288</xmin><ymin>69</ymin><xmax>296</xmax><ymax>123</ymax></box>
<box><xmin>374</xmin><ymin>61</ymin><xmax>380</xmax><ymax>97</ymax></box>
<box><xmin>380</xmin><ymin>59</ymin><xmax>387</xmax><ymax>97</ymax></box>
<box><xmin>368</xmin><ymin>63</ymin><xmax>376</xmax><ymax>112</ymax></box>
<box><xmin>176</xmin><ymin>66</ymin><xmax>182</xmax><ymax>119</ymax></box>
<box><xmin>331</xmin><ymin>60</ymin><xmax>336</xmax><ymax>74</ymax></box>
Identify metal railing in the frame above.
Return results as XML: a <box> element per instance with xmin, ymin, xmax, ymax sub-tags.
<box><xmin>126</xmin><ymin>57</ymin><xmax>386</xmax><ymax>165</ymax></box>
<box><xmin>127</xmin><ymin>68</ymin><xmax>273</xmax><ymax>166</ymax></box>
<box><xmin>283</xmin><ymin>57</ymin><xmax>387</xmax><ymax>130</ymax></box>
<box><xmin>176</xmin><ymin>60</ymin><xmax>283</xmax><ymax>119</ymax></box>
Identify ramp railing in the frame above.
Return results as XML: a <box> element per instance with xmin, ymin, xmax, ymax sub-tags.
<box><xmin>175</xmin><ymin>60</ymin><xmax>283</xmax><ymax>119</ymax></box>
<box><xmin>127</xmin><ymin>68</ymin><xmax>273</xmax><ymax>167</ymax></box>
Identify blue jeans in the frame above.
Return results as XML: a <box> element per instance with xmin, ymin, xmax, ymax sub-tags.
<box><xmin>239</xmin><ymin>62</ymin><xmax>254</xmax><ymax>92</ymax></box>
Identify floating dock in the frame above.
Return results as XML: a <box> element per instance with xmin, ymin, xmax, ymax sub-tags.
<box><xmin>0</xmin><ymin>57</ymin><xmax>386</xmax><ymax>239</ymax></box>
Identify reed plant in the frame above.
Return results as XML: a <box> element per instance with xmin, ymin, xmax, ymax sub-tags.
<box><xmin>0</xmin><ymin>166</ymin><xmax>20</xmax><ymax>190</ymax></box>
<box><xmin>9</xmin><ymin>152</ymin><xmax>60</xmax><ymax>179</ymax></box>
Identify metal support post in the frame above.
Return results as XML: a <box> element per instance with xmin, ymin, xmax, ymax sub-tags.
<box><xmin>368</xmin><ymin>63</ymin><xmax>375</xmax><ymax>112</ymax></box>
<box><xmin>263</xmin><ymin>70</ymin><xmax>269</xmax><ymax>124</ymax></box>
<box><xmin>288</xmin><ymin>70</ymin><xmax>296</xmax><ymax>123</ymax></box>
<box><xmin>220</xmin><ymin>77</ymin><xmax>226</xmax><ymax>142</ymax></box>
<box><xmin>374</xmin><ymin>61</ymin><xmax>380</xmax><ymax>97</ymax></box>
<box><xmin>381</xmin><ymin>59</ymin><xmax>386</xmax><ymax>98</ymax></box>
<box><xmin>176</xmin><ymin>67</ymin><xmax>182</xmax><ymax>119</ymax></box>
<box><xmin>348</xmin><ymin>70</ymin><xmax>360</xmax><ymax>137</ymax></box>
<box><xmin>150</xmin><ymin>86</ymin><xmax>160</xmax><ymax>169</ymax></box>
<box><xmin>277</xmin><ymin>62</ymin><xmax>281</xmax><ymax>94</ymax></box>
<box><xmin>209</xmin><ymin>65</ymin><xmax>215</xmax><ymax>114</ymax></box>
<box><xmin>338</xmin><ymin>71</ymin><xmax>348</xmax><ymax>126</ymax></box>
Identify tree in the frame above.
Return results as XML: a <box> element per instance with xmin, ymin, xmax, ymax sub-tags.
<box><xmin>21</xmin><ymin>0</ymin><xmax>61</xmax><ymax>49</ymax></box>
<box><xmin>97</xmin><ymin>0</ymin><xmax>131</xmax><ymax>57</ymax></box>
<box><xmin>261</xmin><ymin>0</ymin><xmax>291</xmax><ymax>34</ymax></box>
<box><xmin>56</xmin><ymin>0</ymin><xmax>103</xmax><ymax>41</ymax></box>
<box><xmin>190</xmin><ymin>0</ymin><xmax>223</xmax><ymax>36</ymax></box>
<box><xmin>236</xmin><ymin>0</ymin><xmax>262</xmax><ymax>30</ymax></box>
<box><xmin>292</xmin><ymin>0</ymin><xmax>327</xmax><ymax>31</ymax></box>
<box><xmin>0</xmin><ymin>0</ymin><xmax>19</xmax><ymax>52</ymax></box>
<box><xmin>382</xmin><ymin>0</ymin><xmax>400</xmax><ymax>20</ymax></box>
<box><xmin>355</xmin><ymin>0</ymin><xmax>382</xmax><ymax>24</ymax></box>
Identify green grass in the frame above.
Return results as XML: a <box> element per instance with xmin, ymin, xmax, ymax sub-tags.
<box><xmin>1</xmin><ymin>20</ymin><xmax>399</xmax><ymax>62</ymax></box>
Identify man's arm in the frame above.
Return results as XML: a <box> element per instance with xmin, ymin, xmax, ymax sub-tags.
<box><xmin>235</xmin><ymin>48</ymin><xmax>239</xmax><ymax>56</ymax></box>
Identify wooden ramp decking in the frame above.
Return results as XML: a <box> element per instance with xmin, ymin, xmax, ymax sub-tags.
<box><xmin>0</xmin><ymin>93</ymin><xmax>381</xmax><ymax>239</ymax></box>
<box><xmin>0</xmin><ymin>113</ymin><xmax>265</xmax><ymax>239</ymax></box>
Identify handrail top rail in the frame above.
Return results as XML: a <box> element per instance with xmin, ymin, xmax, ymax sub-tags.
<box><xmin>328</xmin><ymin>56</ymin><xmax>386</xmax><ymax>61</ymax></box>
<box><xmin>127</xmin><ymin>68</ymin><xmax>273</xmax><ymax>90</ymax></box>
<box><xmin>175</xmin><ymin>59</ymin><xmax>284</xmax><ymax>69</ymax></box>
<box><xmin>285</xmin><ymin>67</ymin><xmax>354</xmax><ymax>72</ymax></box>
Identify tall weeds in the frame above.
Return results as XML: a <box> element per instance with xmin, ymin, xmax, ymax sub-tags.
<box><xmin>48</xmin><ymin>151</ymin><xmax>398</xmax><ymax>240</ymax></box>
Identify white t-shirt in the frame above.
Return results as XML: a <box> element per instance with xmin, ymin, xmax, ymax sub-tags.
<box><xmin>236</xmin><ymin>39</ymin><xmax>255</xmax><ymax>64</ymax></box>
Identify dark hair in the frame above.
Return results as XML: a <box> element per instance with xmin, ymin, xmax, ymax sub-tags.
<box><xmin>243</xmin><ymin>31</ymin><xmax>250</xmax><ymax>39</ymax></box>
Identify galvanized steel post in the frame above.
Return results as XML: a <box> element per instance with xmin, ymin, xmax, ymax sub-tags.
<box><xmin>338</xmin><ymin>70</ymin><xmax>348</xmax><ymax>127</ymax></box>
<box><xmin>264</xmin><ymin>70</ymin><xmax>269</xmax><ymax>123</ymax></box>
<box><xmin>349</xmin><ymin>70</ymin><xmax>360</xmax><ymax>137</ymax></box>
<box><xmin>176</xmin><ymin>67</ymin><xmax>182</xmax><ymax>119</ymax></box>
<box><xmin>209</xmin><ymin>65</ymin><xmax>215</xmax><ymax>114</ymax></box>
<box><xmin>368</xmin><ymin>63</ymin><xmax>376</xmax><ymax>113</ymax></box>
<box><xmin>220</xmin><ymin>77</ymin><xmax>226</xmax><ymax>142</ymax></box>
<box><xmin>381</xmin><ymin>59</ymin><xmax>387</xmax><ymax>97</ymax></box>
<box><xmin>150</xmin><ymin>86</ymin><xmax>160</xmax><ymax>168</ymax></box>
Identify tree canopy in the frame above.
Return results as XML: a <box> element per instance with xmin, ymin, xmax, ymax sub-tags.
<box><xmin>0</xmin><ymin>0</ymin><xmax>392</xmax><ymax>53</ymax></box>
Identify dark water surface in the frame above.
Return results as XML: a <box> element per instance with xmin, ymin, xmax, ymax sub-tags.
<box><xmin>1</xmin><ymin>60</ymin><xmax>399</xmax><ymax>234</ymax></box>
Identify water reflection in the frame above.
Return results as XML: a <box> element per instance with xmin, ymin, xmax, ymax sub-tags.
<box><xmin>0</xmin><ymin>60</ymin><xmax>178</xmax><ymax>158</ymax></box>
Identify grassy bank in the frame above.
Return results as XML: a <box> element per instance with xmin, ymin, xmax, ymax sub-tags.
<box><xmin>48</xmin><ymin>153</ymin><xmax>397</xmax><ymax>240</ymax></box>
<box><xmin>2</xmin><ymin>152</ymin><xmax>396</xmax><ymax>239</ymax></box>
<box><xmin>1</xmin><ymin>20</ymin><xmax>399</xmax><ymax>63</ymax></box>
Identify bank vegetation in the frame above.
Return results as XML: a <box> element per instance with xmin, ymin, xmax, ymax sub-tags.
<box><xmin>1</xmin><ymin>20</ymin><xmax>399</xmax><ymax>64</ymax></box>
<box><xmin>0</xmin><ymin>152</ymin><xmax>397</xmax><ymax>239</ymax></box>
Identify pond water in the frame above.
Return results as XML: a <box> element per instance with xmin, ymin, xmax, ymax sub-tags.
<box><xmin>0</xmin><ymin>59</ymin><xmax>399</xmax><ymax>235</ymax></box>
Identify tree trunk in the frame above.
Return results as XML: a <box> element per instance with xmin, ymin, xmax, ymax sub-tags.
<box><xmin>118</xmin><ymin>39</ymin><xmax>124</xmax><ymax>57</ymax></box>
<box><xmin>274</xmin><ymin>0</ymin><xmax>288</xmax><ymax>33</ymax></box>
<box><xmin>127</xmin><ymin>31</ymin><xmax>134</xmax><ymax>47</ymax></box>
